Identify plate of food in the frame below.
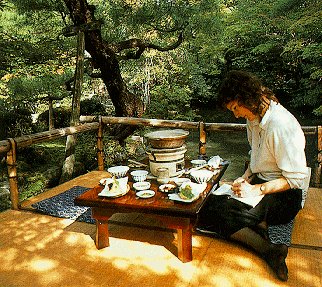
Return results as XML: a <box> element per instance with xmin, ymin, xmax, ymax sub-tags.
<box><xmin>99</xmin><ymin>177</ymin><xmax>111</xmax><ymax>185</ymax></box>
<box><xmin>98</xmin><ymin>177</ymin><xmax>129</xmax><ymax>198</ymax></box>
<box><xmin>136</xmin><ymin>190</ymin><xmax>155</xmax><ymax>199</ymax></box>
<box><xmin>168</xmin><ymin>182</ymin><xmax>207</xmax><ymax>203</ymax></box>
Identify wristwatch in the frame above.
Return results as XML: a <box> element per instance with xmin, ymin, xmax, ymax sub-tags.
<box><xmin>260</xmin><ymin>184</ymin><xmax>266</xmax><ymax>193</ymax></box>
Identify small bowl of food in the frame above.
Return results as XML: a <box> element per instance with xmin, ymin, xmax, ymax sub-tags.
<box><xmin>133</xmin><ymin>181</ymin><xmax>151</xmax><ymax>191</ymax></box>
<box><xmin>131</xmin><ymin>170</ymin><xmax>149</xmax><ymax>182</ymax></box>
<box><xmin>190</xmin><ymin>169</ymin><xmax>214</xmax><ymax>184</ymax></box>
<box><xmin>136</xmin><ymin>190</ymin><xmax>155</xmax><ymax>199</ymax></box>
<box><xmin>107</xmin><ymin>165</ymin><xmax>129</xmax><ymax>178</ymax></box>
<box><xmin>159</xmin><ymin>183</ymin><xmax>178</xmax><ymax>193</ymax></box>
<box><xmin>191</xmin><ymin>159</ymin><xmax>207</xmax><ymax>168</ymax></box>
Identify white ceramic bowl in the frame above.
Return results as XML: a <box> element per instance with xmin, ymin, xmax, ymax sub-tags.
<box><xmin>208</xmin><ymin>155</ymin><xmax>221</xmax><ymax>168</ymax></box>
<box><xmin>191</xmin><ymin>159</ymin><xmax>207</xmax><ymax>167</ymax></box>
<box><xmin>172</xmin><ymin>177</ymin><xmax>191</xmax><ymax>187</ymax></box>
<box><xmin>190</xmin><ymin>169</ymin><xmax>214</xmax><ymax>184</ymax></box>
<box><xmin>107</xmin><ymin>165</ymin><xmax>130</xmax><ymax>178</ymax></box>
<box><xmin>133</xmin><ymin>181</ymin><xmax>151</xmax><ymax>191</ymax></box>
<box><xmin>131</xmin><ymin>170</ymin><xmax>149</xmax><ymax>182</ymax></box>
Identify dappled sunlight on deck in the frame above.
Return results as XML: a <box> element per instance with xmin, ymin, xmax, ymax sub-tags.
<box><xmin>0</xmin><ymin>171</ymin><xmax>320</xmax><ymax>287</ymax></box>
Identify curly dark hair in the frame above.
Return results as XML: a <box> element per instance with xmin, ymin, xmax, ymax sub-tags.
<box><xmin>218</xmin><ymin>70</ymin><xmax>278</xmax><ymax>115</ymax></box>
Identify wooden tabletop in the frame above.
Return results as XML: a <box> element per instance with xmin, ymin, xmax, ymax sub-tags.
<box><xmin>74</xmin><ymin>162</ymin><xmax>228</xmax><ymax>219</ymax></box>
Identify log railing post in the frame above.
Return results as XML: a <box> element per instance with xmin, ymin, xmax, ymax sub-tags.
<box><xmin>199</xmin><ymin>121</ymin><xmax>207</xmax><ymax>158</ymax></box>
<box><xmin>97</xmin><ymin>116</ymin><xmax>104</xmax><ymax>171</ymax></box>
<box><xmin>6</xmin><ymin>138</ymin><xmax>19</xmax><ymax>210</ymax></box>
<box><xmin>313</xmin><ymin>125</ymin><xmax>322</xmax><ymax>187</ymax></box>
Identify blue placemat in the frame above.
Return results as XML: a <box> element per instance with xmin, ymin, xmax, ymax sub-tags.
<box><xmin>32</xmin><ymin>186</ymin><xmax>95</xmax><ymax>224</ymax></box>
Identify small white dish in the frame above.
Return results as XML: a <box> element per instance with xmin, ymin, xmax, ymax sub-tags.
<box><xmin>136</xmin><ymin>190</ymin><xmax>155</xmax><ymax>199</ymax></box>
<box><xmin>133</xmin><ymin>181</ymin><xmax>151</xmax><ymax>191</ymax></box>
<box><xmin>191</xmin><ymin>159</ymin><xmax>207</xmax><ymax>167</ymax></box>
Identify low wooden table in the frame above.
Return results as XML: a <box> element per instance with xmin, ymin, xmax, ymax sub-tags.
<box><xmin>74</xmin><ymin>164</ymin><xmax>228</xmax><ymax>263</ymax></box>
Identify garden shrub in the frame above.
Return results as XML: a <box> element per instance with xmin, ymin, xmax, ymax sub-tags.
<box><xmin>37</xmin><ymin>107</ymin><xmax>71</xmax><ymax>130</ymax></box>
<box><xmin>0</xmin><ymin>103</ymin><xmax>33</xmax><ymax>139</ymax></box>
<box><xmin>80</xmin><ymin>98</ymin><xmax>107</xmax><ymax>116</ymax></box>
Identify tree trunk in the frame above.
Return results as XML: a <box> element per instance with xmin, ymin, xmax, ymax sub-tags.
<box><xmin>48</xmin><ymin>98</ymin><xmax>54</xmax><ymax>130</ymax></box>
<box><xmin>59</xmin><ymin>30</ymin><xmax>85</xmax><ymax>184</ymax></box>
<box><xmin>63</xmin><ymin>0</ymin><xmax>145</xmax><ymax>141</ymax></box>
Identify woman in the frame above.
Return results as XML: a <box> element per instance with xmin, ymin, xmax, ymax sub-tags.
<box><xmin>196</xmin><ymin>70</ymin><xmax>309</xmax><ymax>281</ymax></box>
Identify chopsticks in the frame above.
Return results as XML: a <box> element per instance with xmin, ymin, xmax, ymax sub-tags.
<box><xmin>185</xmin><ymin>164</ymin><xmax>209</xmax><ymax>175</ymax></box>
<box><xmin>128</xmin><ymin>159</ymin><xmax>148</xmax><ymax>168</ymax></box>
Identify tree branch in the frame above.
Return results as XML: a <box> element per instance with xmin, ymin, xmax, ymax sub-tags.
<box><xmin>111</xmin><ymin>32</ymin><xmax>183</xmax><ymax>60</ymax></box>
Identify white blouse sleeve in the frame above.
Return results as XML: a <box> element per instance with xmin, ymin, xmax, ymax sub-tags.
<box><xmin>266</xmin><ymin>121</ymin><xmax>308</xmax><ymax>189</ymax></box>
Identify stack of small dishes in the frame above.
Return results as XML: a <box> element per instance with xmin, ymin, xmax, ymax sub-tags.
<box><xmin>132</xmin><ymin>179</ymin><xmax>154</xmax><ymax>199</ymax></box>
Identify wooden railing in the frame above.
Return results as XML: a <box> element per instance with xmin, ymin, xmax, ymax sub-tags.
<box><xmin>0</xmin><ymin>116</ymin><xmax>321</xmax><ymax>210</ymax></box>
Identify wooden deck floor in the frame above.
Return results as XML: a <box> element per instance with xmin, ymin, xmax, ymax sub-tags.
<box><xmin>0</xmin><ymin>171</ymin><xmax>321</xmax><ymax>287</ymax></box>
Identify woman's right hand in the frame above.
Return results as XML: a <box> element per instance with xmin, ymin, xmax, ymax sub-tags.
<box><xmin>233</xmin><ymin>177</ymin><xmax>247</xmax><ymax>184</ymax></box>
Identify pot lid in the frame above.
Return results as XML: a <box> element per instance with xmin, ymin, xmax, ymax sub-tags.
<box><xmin>144</xmin><ymin>129</ymin><xmax>189</xmax><ymax>140</ymax></box>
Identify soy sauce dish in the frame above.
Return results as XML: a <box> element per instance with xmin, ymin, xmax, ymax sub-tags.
<box><xmin>136</xmin><ymin>190</ymin><xmax>155</xmax><ymax>199</ymax></box>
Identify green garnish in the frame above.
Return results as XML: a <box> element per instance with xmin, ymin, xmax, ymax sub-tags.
<box><xmin>179</xmin><ymin>185</ymin><xmax>194</xmax><ymax>200</ymax></box>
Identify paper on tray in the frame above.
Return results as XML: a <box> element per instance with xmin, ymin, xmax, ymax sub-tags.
<box><xmin>212</xmin><ymin>183</ymin><xmax>264</xmax><ymax>207</ymax></box>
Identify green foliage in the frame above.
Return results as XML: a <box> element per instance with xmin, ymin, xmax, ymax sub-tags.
<box><xmin>146</xmin><ymin>83</ymin><xmax>198</xmax><ymax>121</ymax></box>
<box><xmin>80</xmin><ymin>98</ymin><xmax>108</xmax><ymax>116</ymax></box>
<box><xmin>75</xmin><ymin>132</ymin><xmax>98</xmax><ymax>171</ymax></box>
<box><xmin>0</xmin><ymin>99</ymin><xmax>33</xmax><ymax>139</ymax></box>
<box><xmin>37</xmin><ymin>107</ymin><xmax>71</xmax><ymax>129</ymax></box>
<box><xmin>211</xmin><ymin>0</ymin><xmax>322</xmax><ymax>119</ymax></box>
<box><xmin>19</xmin><ymin>175</ymin><xmax>46</xmax><ymax>201</ymax></box>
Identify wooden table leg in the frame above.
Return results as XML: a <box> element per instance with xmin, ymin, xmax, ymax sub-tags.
<box><xmin>177</xmin><ymin>223</ymin><xmax>193</xmax><ymax>263</ymax></box>
<box><xmin>95</xmin><ymin>220</ymin><xmax>109</xmax><ymax>249</ymax></box>
<box><xmin>92</xmin><ymin>207</ymin><xmax>115</xmax><ymax>250</ymax></box>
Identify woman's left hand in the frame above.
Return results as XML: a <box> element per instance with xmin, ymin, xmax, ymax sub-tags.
<box><xmin>232</xmin><ymin>180</ymin><xmax>261</xmax><ymax>197</ymax></box>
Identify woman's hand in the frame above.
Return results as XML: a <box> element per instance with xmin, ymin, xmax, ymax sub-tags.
<box><xmin>232</xmin><ymin>179</ymin><xmax>262</xmax><ymax>198</ymax></box>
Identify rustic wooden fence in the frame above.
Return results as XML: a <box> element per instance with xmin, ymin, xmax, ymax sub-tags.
<box><xmin>0</xmin><ymin>116</ymin><xmax>320</xmax><ymax>210</ymax></box>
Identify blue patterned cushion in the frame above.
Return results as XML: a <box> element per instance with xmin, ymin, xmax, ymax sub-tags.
<box><xmin>32</xmin><ymin>186</ymin><xmax>94</xmax><ymax>224</ymax></box>
<box><xmin>268</xmin><ymin>219</ymin><xmax>294</xmax><ymax>246</ymax></box>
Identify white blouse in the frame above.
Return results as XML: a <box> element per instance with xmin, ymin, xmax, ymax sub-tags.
<box><xmin>247</xmin><ymin>101</ymin><xmax>309</xmax><ymax>189</ymax></box>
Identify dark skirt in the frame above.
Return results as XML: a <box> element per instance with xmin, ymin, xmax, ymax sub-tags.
<box><xmin>197</xmin><ymin>177</ymin><xmax>303</xmax><ymax>238</ymax></box>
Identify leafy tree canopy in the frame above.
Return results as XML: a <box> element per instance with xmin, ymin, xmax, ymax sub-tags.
<box><xmin>1</xmin><ymin>0</ymin><xmax>321</xmax><ymax>127</ymax></box>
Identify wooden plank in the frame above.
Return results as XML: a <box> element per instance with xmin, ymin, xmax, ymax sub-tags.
<box><xmin>0</xmin><ymin>123</ymin><xmax>99</xmax><ymax>154</ymax></box>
